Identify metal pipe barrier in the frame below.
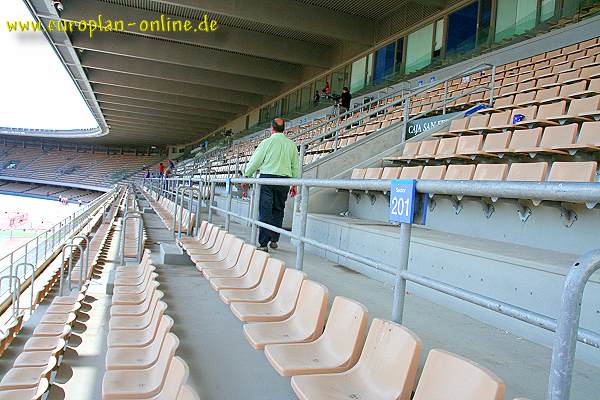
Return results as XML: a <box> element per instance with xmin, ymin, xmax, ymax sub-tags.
<box><xmin>120</xmin><ymin>212</ymin><xmax>144</xmax><ymax>265</ymax></box>
<box><xmin>177</xmin><ymin>186</ymin><xmax>200</xmax><ymax>238</ymax></box>
<box><xmin>166</xmin><ymin>175</ymin><xmax>600</xmax><ymax>400</ymax></box>
<box><xmin>71</xmin><ymin>235</ymin><xmax>90</xmax><ymax>283</ymax></box>
<box><xmin>0</xmin><ymin>276</ymin><xmax>21</xmax><ymax>320</ymax></box>
<box><xmin>59</xmin><ymin>244</ymin><xmax>84</xmax><ymax>296</ymax></box>
<box><xmin>13</xmin><ymin>263</ymin><xmax>35</xmax><ymax>315</ymax></box>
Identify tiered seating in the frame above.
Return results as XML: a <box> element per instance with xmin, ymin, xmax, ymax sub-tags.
<box><xmin>122</xmin><ymin>191</ymin><xmax>146</xmax><ymax>259</ymax></box>
<box><xmin>175</xmin><ymin>220</ymin><xmax>508</xmax><ymax>399</ymax></box>
<box><xmin>102</xmin><ymin>250</ymin><xmax>199</xmax><ymax>400</ymax></box>
<box><xmin>0</xmin><ymin>189</ymin><xmax>121</xmax><ymax>398</ymax></box>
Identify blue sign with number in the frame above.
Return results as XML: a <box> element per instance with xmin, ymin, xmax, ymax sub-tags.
<box><xmin>389</xmin><ymin>179</ymin><xmax>417</xmax><ymax>224</ymax></box>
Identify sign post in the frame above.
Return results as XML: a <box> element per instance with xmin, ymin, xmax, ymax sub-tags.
<box><xmin>389</xmin><ymin>179</ymin><xmax>427</xmax><ymax>323</ymax></box>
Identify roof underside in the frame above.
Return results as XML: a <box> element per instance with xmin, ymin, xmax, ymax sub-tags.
<box><xmin>22</xmin><ymin>0</ymin><xmax>453</xmax><ymax>146</ymax></box>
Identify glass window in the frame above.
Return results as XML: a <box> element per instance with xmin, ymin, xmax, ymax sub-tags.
<box><xmin>515</xmin><ymin>0</ymin><xmax>537</xmax><ymax>34</ymax></box>
<box><xmin>477</xmin><ymin>0</ymin><xmax>493</xmax><ymax>46</ymax></box>
<box><xmin>540</xmin><ymin>0</ymin><xmax>556</xmax><ymax>21</ymax></box>
<box><xmin>365</xmin><ymin>53</ymin><xmax>374</xmax><ymax>86</ymax></box>
<box><xmin>405</xmin><ymin>23</ymin><xmax>434</xmax><ymax>74</ymax></box>
<box><xmin>495</xmin><ymin>0</ymin><xmax>537</xmax><ymax>42</ymax></box>
<box><xmin>350</xmin><ymin>57</ymin><xmax>367</xmax><ymax>93</ymax></box>
<box><xmin>331</xmin><ymin>67</ymin><xmax>346</xmax><ymax>95</ymax></box>
<box><xmin>434</xmin><ymin>19</ymin><xmax>444</xmax><ymax>58</ymax></box>
<box><xmin>395</xmin><ymin>37</ymin><xmax>405</xmax><ymax>74</ymax></box>
<box><xmin>373</xmin><ymin>42</ymin><xmax>396</xmax><ymax>84</ymax></box>
<box><xmin>447</xmin><ymin>2</ymin><xmax>479</xmax><ymax>56</ymax></box>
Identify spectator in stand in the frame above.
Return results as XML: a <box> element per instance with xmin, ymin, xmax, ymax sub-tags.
<box><xmin>323</xmin><ymin>81</ymin><xmax>331</xmax><ymax>96</ymax></box>
<box><xmin>313</xmin><ymin>90</ymin><xmax>320</xmax><ymax>106</ymax></box>
<box><xmin>78</xmin><ymin>199</ymin><xmax>82</xmax><ymax>207</ymax></box>
<box><xmin>168</xmin><ymin>159</ymin><xmax>176</xmax><ymax>170</ymax></box>
<box><xmin>340</xmin><ymin>86</ymin><xmax>352</xmax><ymax>115</ymax></box>
<box><xmin>159</xmin><ymin>162</ymin><xmax>165</xmax><ymax>177</ymax></box>
<box><xmin>243</xmin><ymin>118</ymin><xmax>299</xmax><ymax>252</ymax></box>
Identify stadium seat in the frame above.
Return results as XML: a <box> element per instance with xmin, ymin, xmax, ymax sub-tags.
<box><xmin>547</xmin><ymin>95</ymin><xmax>600</xmax><ymax>122</ymax></box>
<box><xmin>209</xmin><ymin>250</ymin><xmax>269</xmax><ymax>290</ymax></box>
<box><xmin>0</xmin><ymin>357</ymin><xmax>56</xmax><ymax>390</ymax></box>
<box><xmin>513</xmin><ymin>124</ymin><xmax>578</xmax><ymax>155</ymax></box>
<box><xmin>102</xmin><ymin>333</ymin><xmax>179</xmax><ymax>399</ymax></box>
<box><xmin>109</xmin><ymin>299</ymin><xmax>167</xmax><ymax>331</ymax></box>
<box><xmin>507</xmin><ymin>162</ymin><xmax>549</xmax><ymax>182</ymax></box>
<box><xmin>243</xmin><ymin>280</ymin><xmax>329</xmax><ymax>349</ymax></box>
<box><xmin>553</xmin><ymin>121</ymin><xmax>600</xmax><ymax>152</ymax></box>
<box><xmin>381</xmin><ymin>167</ymin><xmax>402</xmax><ymax>179</ymax></box>
<box><xmin>219</xmin><ymin>261</ymin><xmax>285</xmax><ymax>304</ymax></box>
<box><xmin>445</xmin><ymin>164</ymin><xmax>476</xmax><ymax>180</ymax></box>
<box><xmin>291</xmin><ymin>319</ymin><xmax>422</xmax><ymax>400</ymax></box>
<box><xmin>350</xmin><ymin>168</ymin><xmax>366</xmax><ymax>179</ymax></box>
<box><xmin>399</xmin><ymin>166</ymin><xmax>423</xmax><ymax>179</ymax></box>
<box><xmin>548</xmin><ymin>161</ymin><xmax>597</xmax><ymax>182</ymax></box>
<box><xmin>108</xmin><ymin>314</ymin><xmax>174</xmax><ymax>349</ymax></box>
<box><xmin>230</xmin><ymin>269</ymin><xmax>307</xmax><ymax>322</ymax></box>
<box><xmin>192</xmin><ymin>235</ymin><xmax>243</xmax><ymax>263</ymax></box>
<box><xmin>0</xmin><ymin>378</ymin><xmax>48</xmax><ymax>400</ymax></box>
<box><xmin>264</xmin><ymin>296</ymin><xmax>368</xmax><ymax>376</ymax></box>
<box><xmin>112</xmin><ymin>280</ymin><xmax>160</xmax><ymax>306</ymax></box>
<box><xmin>364</xmin><ymin>168</ymin><xmax>383</xmax><ymax>179</ymax></box>
<box><xmin>412</xmin><ymin>349</ymin><xmax>505</xmax><ymax>400</ymax></box>
<box><xmin>202</xmin><ymin>244</ymin><xmax>255</xmax><ymax>277</ymax></box>
<box><xmin>110</xmin><ymin>290</ymin><xmax>164</xmax><ymax>317</ymax></box>
<box><xmin>473</xmin><ymin>164</ymin><xmax>509</xmax><ymax>181</ymax></box>
<box><xmin>146</xmin><ymin>357</ymin><xmax>196</xmax><ymax>400</ymax></box>
<box><xmin>112</xmin><ymin>272</ymin><xmax>158</xmax><ymax>295</ymax></box>
<box><xmin>186</xmin><ymin>230</ymin><xmax>228</xmax><ymax>256</ymax></box>
<box><xmin>421</xmin><ymin>165</ymin><xmax>447</xmax><ymax>180</ymax></box>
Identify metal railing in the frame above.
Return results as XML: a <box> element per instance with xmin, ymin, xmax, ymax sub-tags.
<box><xmin>143</xmin><ymin>175</ymin><xmax>600</xmax><ymax>400</ymax></box>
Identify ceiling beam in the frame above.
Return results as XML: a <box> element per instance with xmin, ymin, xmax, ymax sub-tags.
<box><xmin>95</xmin><ymin>94</ymin><xmax>227</xmax><ymax>118</ymax></box>
<box><xmin>67</xmin><ymin>31</ymin><xmax>302</xmax><ymax>83</ymax></box>
<box><xmin>100</xmin><ymin>105</ymin><xmax>220</xmax><ymax>126</ymax></box>
<box><xmin>55</xmin><ymin>0</ymin><xmax>332</xmax><ymax>68</ymax></box>
<box><xmin>91</xmin><ymin>83</ymin><xmax>246</xmax><ymax>115</ymax></box>
<box><xmin>102</xmin><ymin>112</ymin><xmax>218</xmax><ymax>130</ymax></box>
<box><xmin>153</xmin><ymin>0</ymin><xmax>374</xmax><ymax>45</ymax></box>
<box><xmin>105</xmin><ymin>120</ymin><xmax>206</xmax><ymax>136</ymax></box>
<box><xmin>78</xmin><ymin>52</ymin><xmax>282</xmax><ymax>96</ymax></box>
<box><xmin>86</xmin><ymin>69</ymin><xmax>262</xmax><ymax>106</ymax></box>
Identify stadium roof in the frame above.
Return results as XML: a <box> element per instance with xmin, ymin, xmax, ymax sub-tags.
<box><xmin>20</xmin><ymin>0</ymin><xmax>454</xmax><ymax>146</ymax></box>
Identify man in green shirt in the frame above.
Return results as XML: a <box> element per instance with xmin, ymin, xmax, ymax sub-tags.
<box><xmin>244</xmin><ymin>118</ymin><xmax>300</xmax><ymax>251</ymax></box>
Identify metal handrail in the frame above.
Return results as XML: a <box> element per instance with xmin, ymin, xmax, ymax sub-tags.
<box><xmin>120</xmin><ymin>211</ymin><xmax>144</xmax><ymax>265</ymax></box>
<box><xmin>59</xmin><ymin>243</ymin><xmax>84</xmax><ymax>295</ymax></box>
<box><xmin>13</xmin><ymin>263</ymin><xmax>34</xmax><ymax>315</ymax></box>
<box><xmin>0</xmin><ymin>276</ymin><xmax>21</xmax><ymax>320</ymax></box>
<box><xmin>71</xmin><ymin>235</ymin><xmax>90</xmax><ymax>283</ymax></box>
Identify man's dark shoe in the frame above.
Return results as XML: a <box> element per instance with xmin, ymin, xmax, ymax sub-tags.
<box><xmin>269</xmin><ymin>241</ymin><xmax>279</xmax><ymax>249</ymax></box>
<box><xmin>257</xmin><ymin>246</ymin><xmax>269</xmax><ymax>252</ymax></box>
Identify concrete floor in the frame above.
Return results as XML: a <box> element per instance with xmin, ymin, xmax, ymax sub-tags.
<box><xmin>40</xmin><ymin>194</ymin><xmax>599</xmax><ymax>400</ymax></box>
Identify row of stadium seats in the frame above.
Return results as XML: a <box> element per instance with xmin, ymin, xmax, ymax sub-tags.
<box><xmin>0</xmin><ymin>181</ymin><xmax>102</xmax><ymax>203</ymax></box>
<box><xmin>102</xmin><ymin>250</ymin><xmax>199</xmax><ymax>400</ymax></box>
<box><xmin>180</xmin><ymin>37</ymin><xmax>600</xmax><ymax>179</ymax></box>
<box><xmin>174</xmin><ymin>221</ymin><xmax>513</xmax><ymax>399</ymax></box>
<box><xmin>0</xmin><ymin>190</ymin><xmax>121</xmax><ymax>399</ymax></box>
<box><xmin>143</xmin><ymin>191</ymin><xmax>196</xmax><ymax>234</ymax></box>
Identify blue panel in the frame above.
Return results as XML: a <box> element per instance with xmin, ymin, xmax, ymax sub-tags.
<box><xmin>447</xmin><ymin>1</ymin><xmax>479</xmax><ymax>55</ymax></box>
<box><xmin>373</xmin><ymin>42</ymin><xmax>396</xmax><ymax>84</ymax></box>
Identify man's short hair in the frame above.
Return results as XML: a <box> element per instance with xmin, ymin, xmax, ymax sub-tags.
<box><xmin>272</xmin><ymin>118</ymin><xmax>285</xmax><ymax>133</ymax></box>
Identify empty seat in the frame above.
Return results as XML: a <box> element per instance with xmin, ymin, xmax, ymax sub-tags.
<box><xmin>219</xmin><ymin>262</ymin><xmax>285</xmax><ymax>304</ymax></box>
<box><xmin>0</xmin><ymin>378</ymin><xmax>48</xmax><ymax>400</ymax></box>
<box><xmin>209</xmin><ymin>250</ymin><xmax>269</xmax><ymax>291</ymax></box>
<box><xmin>264</xmin><ymin>296</ymin><xmax>368</xmax><ymax>377</ymax></box>
<box><xmin>230</xmin><ymin>269</ymin><xmax>306</xmax><ymax>322</ymax></box>
<box><xmin>473</xmin><ymin>164</ymin><xmax>509</xmax><ymax>181</ymax></box>
<box><xmin>102</xmin><ymin>333</ymin><xmax>179</xmax><ymax>400</ymax></box>
<box><xmin>363</xmin><ymin>168</ymin><xmax>383</xmax><ymax>179</ymax></box>
<box><xmin>381</xmin><ymin>167</ymin><xmax>402</xmax><ymax>180</ymax></box>
<box><xmin>109</xmin><ymin>300</ymin><xmax>167</xmax><ymax>331</ymax></box>
<box><xmin>547</xmin><ymin>161</ymin><xmax>597</xmax><ymax>182</ymax></box>
<box><xmin>414</xmin><ymin>140</ymin><xmax>439</xmax><ymax>160</ymax></box>
<box><xmin>202</xmin><ymin>244</ymin><xmax>255</xmax><ymax>278</ymax></box>
<box><xmin>421</xmin><ymin>166</ymin><xmax>447</xmax><ymax>180</ymax></box>
<box><xmin>514</xmin><ymin>124</ymin><xmax>578</xmax><ymax>155</ymax></box>
<box><xmin>547</xmin><ymin>95</ymin><xmax>600</xmax><ymax>122</ymax></box>
<box><xmin>434</xmin><ymin>138</ymin><xmax>459</xmax><ymax>159</ymax></box>
<box><xmin>507</xmin><ymin>162</ymin><xmax>549</xmax><ymax>182</ymax></box>
<box><xmin>412</xmin><ymin>349</ymin><xmax>505</xmax><ymax>400</ymax></box>
<box><xmin>508</xmin><ymin>128</ymin><xmax>543</xmax><ymax>153</ymax></box>
<box><xmin>350</xmin><ymin>169</ymin><xmax>366</xmax><ymax>179</ymax></box>
<box><xmin>399</xmin><ymin>166</ymin><xmax>423</xmax><ymax>179</ymax></box>
<box><xmin>186</xmin><ymin>230</ymin><xmax>228</xmax><ymax>256</ymax></box>
<box><xmin>243</xmin><ymin>280</ymin><xmax>328</xmax><ymax>350</ymax></box>
<box><xmin>111</xmin><ymin>289</ymin><xmax>163</xmax><ymax>317</ymax></box>
<box><xmin>444</xmin><ymin>165</ymin><xmax>476</xmax><ymax>180</ymax></box>
<box><xmin>396</xmin><ymin>142</ymin><xmax>421</xmax><ymax>161</ymax></box>
<box><xmin>474</xmin><ymin>132</ymin><xmax>512</xmax><ymax>156</ymax></box>
<box><xmin>108</xmin><ymin>314</ymin><xmax>174</xmax><ymax>349</ymax></box>
<box><xmin>192</xmin><ymin>236</ymin><xmax>243</xmax><ymax>264</ymax></box>
<box><xmin>291</xmin><ymin>319</ymin><xmax>422</xmax><ymax>400</ymax></box>
<box><xmin>112</xmin><ymin>280</ymin><xmax>159</xmax><ymax>306</ymax></box>
<box><xmin>554</xmin><ymin>121</ymin><xmax>600</xmax><ymax>152</ymax></box>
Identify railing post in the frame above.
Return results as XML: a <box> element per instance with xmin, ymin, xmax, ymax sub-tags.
<box><xmin>295</xmin><ymin>184</ymin><xmax>309</xmax><ymax>271</ymax></box>
<box><xmin>402</xmin><ymin>97</ymin><xmax>411</xmax><ymax>142</ymax></box>
<box><xmin>489</xmin><ymin>64</ymin><xmax>496</xmax><ymax>106</ymax></box>
<box><xmin>443</xmin><ymin>80</ymin><xmax>448</xmax><ymax>115</ymax></box>
<box><xmin>249</xmin><ymin>183</ymin><xmax>261</xmax><ymax>245</ymax></box>
<box><xmin>392</xmin><ymin>223</ymin><xmax>413</xmax><ymax>323</ymax></box>
<box><xmin>172</xmin><ymin>186</ymin><xmax>180</xmax><ymax>236</ymax></box>
<box><xmin>225</xmin><ymin>179</ymin><xmax>233</xmax><ymax>231</ymax></box>
<box><xmin>547</xmin><ymin>250</ymin><xmax>600</xmax><ymax>400</ymax></box>
<box><xmin>208</xmin><ymin>181</ymin><xmax>216</xmax><ymax>223</ymax></box>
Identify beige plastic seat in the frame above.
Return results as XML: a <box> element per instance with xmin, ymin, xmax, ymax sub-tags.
<box><xmin>179</xmin><ymin>221</ymin><xmax>208</xmax><ymax>246</ymax></box>
<box><xmin>507</xmin><ymin>127</ymin><xmax>543</xmax><ymax>153</ymax></box>
<box><xmin>102</xmin><ymin>333</ymin><xmax>179</xmax><ymax>400</ymax></box>
<box><xmin>192</xmin><ymin>236</ymin><xmax>243</xmax><ymax>264</ymax></box>
<box><xmin>146</xmin><ymin>357</ymin><xmax>193</xmax><ymax>400</ymax></box>
<box><xmin>381</xmin><ymin>167</ymin><xmax>402</xmax><ymax>179</ymax></box>
<box><xmin>112</xmin><ymin>280</ymin><xmax>159</xmax><ymax>306</ymax></box>
<box><xmin>112</xmin><ymin>272</ymin><xmax>157</xmax><ymax>295</ymax></box>
<box><xmin>202</xmin><ymin>244</ymin><xmax>255</xmax><ymax>277</ymax></box>
<box><xmin>0</xmin><ymin>358</ymin><xmax>56</xmax><ymax>390</ymax></box>
<box><xmin>0</xmin><ymin>378</ymin><xmax>48</xmax><ymax>400</ymax></box>
<box><xmin>444</xmin><ymin>165</ymin><xmax>476</xmax><ymax>180</ymax></box>
<box><xmin>209</xmin><ymin>250</ymin><xmax>269</xmax><ymax>291</ymax></box>
<box><xmin>434</xmin><ymin>137</ymin><xmax>458</xmax><ymax>159</ymax></box>
<box><xmin>552</xmin><ymin>121</ymin><xmax>600</xmax><ymax>151</ymax></box>
<box><xmin>421</xmin><ymin>165</ymin><xmax>447</xmax><ymax>180</ymax></box>
<box><xmin>181</xmin><ymin>223</ymin><xmax>213</xmax><ymax>250</ymax></box>
<box><xmin>184</xmin><ymin>227</ymin><xmax>221</xmax><ymax>253</ymax></box>
<box><xmin>486</xmin><ymin>110</ymin><xmax>512</xmax><ymax>131</ymax></box>
<box><xmin>399</xmin><ymin>166</ymin><xmax>423</xmax><ymax>179</ymax></box>
<box><xmin>23</xmin><ymin>336</ymin><xmax>66</xmax><ymax>352</ymax></box>
<box><xmin>196</xmin><ymin>238</ymin><xmax>246</xmax><ymax>271</ymax></box>
<box><xmin>109</xmin><ymin>300</ymin><xmax>167</xmax><ymax>331</ymax></box>
<box><xmin>515</xmin><ymin>124</ymin><xmax>578</xmax><ymax>155</ymax></box>
<box><xmin>264</xmin><ymin>296</ymin><xmax>368</xmax><ymax>377</ymax></box>
<box><xmin>111</xmin><ymin>289</ymin><xmax>163</xmax><ymax>317</ymax></box>
<box><xmin>219</xmin><ymin>260</ymin><xmax>285</xmax><ymax>304</ymax></box>
<box><xmin>115</xmin><ymin>264</ymin><xmax>155</xmax><ymax>281</ymax></box>
<box><xmin>186</xmin><ymin>230</ymin><xmax>227</xmax><ymax>256</ymax></box>
<box><xmin>39</xmin><ymin>311</ymin><xmax>75</xmax><ymax>325</ymax></box>
<box><xmin>45</xmin><ymin>301</ymin><xmax>81</xmax><ymax>315</ymax></box>
<box><xmin>364</xmin><ymin>168</ymin><xmax>383</xmax><ymax>179</ymax></box>
<box><xmin>13</xmin><ymin>339</ymin><xmax>65</xmax><ymax>367</ymax></box>
<box><xmin>507</xmin><ymin>162</ymin><xmax>549</xmax><ymax>182</ymax></box>
<box><xmin>414</xmin><ymin>140</ymin><xmax>439</xmax><ymax>160</ymax></box>
<box><xmin>114</xmin><ymin>264</ymin><xmax>156</xmax><ymax>287</ymax></box>
<box><xmin>106</xmin><ymin>313</ymin><xmax>172</xmax><ymax>370</ymax></box>
<box><xmin>32</xmin><ymin>323</ymin><xmax>71</xmax><ymax>338</ymax></box>
<box><xmin>350</xmin><ymin>169</ymin><xmax>367</xmax><ymax>179</ymax></box>
<box><xmin>291</xmin><ymin>319</ymin><xmax>422</xmax><ymax>400</ymax></box>
<box><xmin>475</xmin><ymin>132</ymin><xmax>512</xmax><ymax>155</ymax></box>
<box><xmin>547</xmin><ymin>95</ymin><xmax>600</xmax><ymax>122</ymax></box>
<box><xmin>397</xmin><ymin>141</ymin><xmax>421</xmax><ymax>160</ymax></box>
<box><xmin>473</xmin><ymin>164</ymin><xmax>509</xmax><ymax>181</ymax></box>
<box><xmin>230</xmin><ymin>269</ymin><xmax>306</xmax><ymax>322</ymax></box>
<box><xmin>448</xmin><ymin>118</ymin><xmax>469</xmax><ymax>135</ymax></box>
<box><xmin>466</xmin><ymin>114</ymin><xmax>490</xmax><ymax>132</ymax></box>
<box><xmin>177</xmin><ymin>384</ymin><xmax>201</xmax><ymax>400</ymax></box>
<box><xmin>108</xmin><ymin>314</ymin><xmax>173</xmax><ymax>348</ymax></box>
<box><xmin>412</xmin><ymin>349</ymin><xmax>505</xmax><ymax>400</ymax></box>
<box><xmin>548</xmin><ymin>161</ymin><xmax>597</xmax><ymax>182</ymax></box>
<box><xmin>243</xmin><ymin>280</ymin><xmax>329</xmax><ymax>350</ymax></box>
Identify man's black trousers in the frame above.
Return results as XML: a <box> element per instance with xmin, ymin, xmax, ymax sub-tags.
<box><xmin>258</xmin><ymin>174</ymin><xmax>289</xmax><ymax>247</ymax></box>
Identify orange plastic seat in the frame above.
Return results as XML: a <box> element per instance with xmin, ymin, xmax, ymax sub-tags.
<box><xmin>507</xmin><ymin>162</ymin><xmax>549</xmax><ymax>182</ymax></box>
<box><xmin>548</xmin><ymin>161</ymin><xmax>597</xmax><ymax>182</ymax></box>
<box><xmin>102</xmin><ymin>333</ymin><xmax>179</xmax><ymax>400</ymax></box>
<box><xmin>219</xmin><ymin>260</ymin><xmax>285</xmax><ymax>304</ymax></box>
<box><xmin>350</xmin><ymin>169</ymin><xmax>367</xmax><ymax>179</ymax></box>
<box><xmin>202</xmin><ymin>244</ymin><xmax>255</xmax><ymax>277</ymax></box>
<box><xmin>364</xmin><ymin>168</ymin><xmax>383</xmax><ymax>179</ymax></box>
<box><xmin>264</xmin><ymin>296</ymin><xmax>368</xmax><ymax>377</ymax></box>
<box><xmin>553</xmin><ymin>121</ymin><xmax>600</xmax><ymax>151</ymax></box>
<box><xmin>291</xmin><ymin>319</ymin><xmax>422</xmax><ymax>400</ymax></box>
<box><xmin>397</xmin><ymin>141</ymin><xmax>421</xmax><ymax>161</ymax></box>
<box><xmin>108</xmin><ymin>315</ymin><xmax>173</xmax><ymax>348</ymax></box>
<box><xmin>399</xmin><ymin>166</ymin><xmax>423</xmax><ymax>179</ymax></box>
<box><xmin>413</xmin><ymin>140</ymin><xmax>439</xmax><ymax>160</ymax></box>
<box><xmin>209</xmin><ymin>250</ymin><xmax>269</xmax><ymax>291</ymax></box>
<box><xmin>473</xmin><ymin>164</ymin><xmax>509</xmax><ymax>181</ymax></box>
<box><xmin>381</xmin><ymin>167</ymin><xmax>402</xmax><ymax>179</ymax></box>
<box><xmin>243</xmin><ymin>280</ymin><xmax>328</xmax><ymax>350</ymax></box>
<box><xmin>412</xmin><ymin>349</ymin><xmax>505</xmax><ymax>400</ymax></box>
<box><xmin>230</xmin><ymin>269</ymin><xmax>306</xmax><ymax>322</ymax></box>
<box><xmin>444</xmin><ymin>164</ymin><xmax>476</xmax><ymax>180</ymax></box>
<box><xmin>421</xmin><ymin>165</ymin><xmax>447</xmax><ymax>180</ymax></box>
